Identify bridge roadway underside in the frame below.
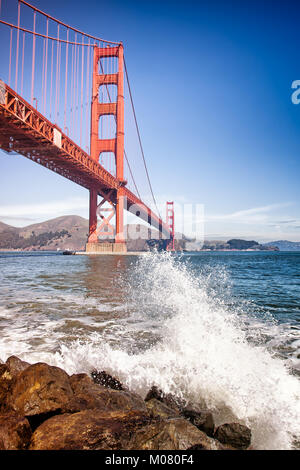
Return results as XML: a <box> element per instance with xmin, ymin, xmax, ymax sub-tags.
<box><xmin>0</xmin><ymin>84</ymin><xmax>170</xmax><ymax>244</ymax></box>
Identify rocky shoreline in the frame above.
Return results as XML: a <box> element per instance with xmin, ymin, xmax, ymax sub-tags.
<box><xmin>0</xmin><ymin>356</ymin><xmax>252</xmax><ymax>450</ymax></box>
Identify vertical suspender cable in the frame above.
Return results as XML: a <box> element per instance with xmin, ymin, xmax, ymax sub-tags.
<box><xmin>41</xmin><ymin>36</ymin><xmax>45</xmax><ymax>112</ymax></box>
<box><xmin>85</xmin><ymin>39</ymin><xmax>90</xmax><ymax>153</ymax></box>
<box><xmin>75</xmin><ymin>39</ymin><xmax>80</xmax><ymax>137</ymax></box>
<box><xmin>57</xmin><ymin>32</ymin><xmax>61</xmax><ymax>119</ymax></box>
<box><xmin>72</xmin><ymin>33</ymin><xmax>77</xmax><ymax>138</ymax></box>
<box><xmin>15</xmin><ymin>1</ymin><xmax>21</xmax><ymax>91</ymax></box>
<box><xmin>43</xmin><ymin>18</ymin><xmax>48</xmax><ymax>115</ymax></box>
<box><xmin>80</xmin><ymin>35</ymin><xmax>84</xmax><ymax>146</ymax></box>
<box><xmin>21</xmin><ymin>32</ymin><xmax>25</xmax><ymax>95</ymax></box>
<box><xmin>8</xmin><ymin>27</ymin><xmax>12</xmax><ymax>86</ymax></box>
<box><xmin>70</xmin><ymin>38</ymin><xmax>74</xmax><ymax>133</ymax></box>
<box><xmin>50</xmin><ymin>39</ymin><xmax>54</xmax><ymax>119</ymax></box>
<box><xmin>31</xmin><ymin>10</ymin><xmax>36</xmax><ymax>105</ymax></box>
<box><xmin>54</xmin><ymin>24</ymin><xmax>60</xmax><ymax>122</ymax></box>
<box><xmin>64</xmin><ymin>28</ymin><xmax>69</xmax><ymax>132</ymax></box>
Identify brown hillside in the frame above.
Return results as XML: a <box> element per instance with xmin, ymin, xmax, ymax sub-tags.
<box><xmin>0</xmin><ymin>217</ymin><xmax>183</xmax><ymax>251</ymax></box>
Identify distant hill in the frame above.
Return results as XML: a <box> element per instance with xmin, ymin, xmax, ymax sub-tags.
<box><xmin>0</xmin><ymin>217</ymin><xmax>184</xmax><ymax>252</ymax></box>
<box><xmin>0</xmin><ymin>216</ymin><xmax>89</xmax><ymax>251</ymax></box>
<box><xmin>0</xmin><ymin>221</ymin><xmax>15</xmax><ymax>232</ymax></box>
<box><xmin>265</xmin><ymin>240</ymin><xmax>300</xmax><ymax>251</ymax></box>
<box><xmin>1</xmin><ymin>216</ymin><xmax>286</xmax><ymax>252</ymax></box>
<box><xmin>185</xmin><ymin>238</ymin><xmax>279</xmax><ymax>251</ymax></box>
<box><xmin>226</xmin><ymin>239</ymin><xmax>278</xmax><ymax>251</ymax></box>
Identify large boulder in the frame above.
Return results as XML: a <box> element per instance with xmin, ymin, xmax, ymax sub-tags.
<box><xmin>181</xmin><ymin>406</ymin><xmax>215</xmax><ymax>437</ymax></box>
<box><xmin>6</xmin><ymin>362</ymin><xmax>74</xmax><ymax>418</ymax></box>
<box><xmin>29</xmin><ymin>409</ymin><xmax>150</xmax><ymax>450</ymax></box>
<box><xmin>29</xmin><ymin>410</ymin><xmax>224</xmax><ymax>451</ymax></box>
<box><xmin>0</xmin><ymin>412</ymin><xmax>32</xmax><ymax>450</ymax></box>
<box><xmin>214</xmin><ymin>422</ymin><xmax>251</xmax><ymax>449</ymax></box>
<box><xmin>64</xmin><ymin>373</ymin><xmax>147</xmax><ymax>415</ymax></box>
<box><xmin>126</xmin><ymin>417</ymin><xmax>225</xmax><ymax>450</ymax></box>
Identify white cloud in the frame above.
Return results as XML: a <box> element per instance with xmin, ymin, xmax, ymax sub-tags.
<box><xmin>206</xmin><ymin>202</ymin><xmax>293</xmax><ymax>224</ymax></box>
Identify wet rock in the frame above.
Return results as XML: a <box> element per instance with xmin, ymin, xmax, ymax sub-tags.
<box><xmin>145</xmin><ymin>385</ymin><xmax>163</xmax><ymax>401</ymax></box>
<box><xmin>29</xmin><ymin>409</ymin><xmax>224</xmax><ymax>451</ymax></box>
<box><xmin>0</xmin><ymin>357</ymin><xmax>31</xmax><ymax>410</ymax></box>
<box><xmin>214</xmin><ymin>422</ymin><xmax>251</xmax><ymax>449</ymax></box>
<box><xmin>144</xmin><ymin>386</ymin><xmax>183</xmax><ymax>412</ymax></box>
<box><xmin>6</xmin><ymin>362</ymin><xmax>74</xmax><ymax>418</ymax></box>
<box><xmin>6</xmin><ymin>356</ymin><xmax>30</xmax><ymax>376</ymax></box>
<box><xmin>64</xmin><ymin>373</ymin><xmax>148</xmax><ymax>414</ymax></box>
<box><xmin>0</xmin><ymin>412</ymin><xmax>32</xmax><ymax>450</ymax></box>
<box><xmin>0</xmin><ymin>364</ymin><xmax>13</xmax><ymax>409</ymax></box>
<box><xmin>146</xmin><ymin>398</ymin><xmax>180</xmax><ymax>419</ymax></box>
<box><xmin>181</xmin><ymin>406</ymin><xmax>215</xmax><ymax>437</ymax></box>
<box><xmin>126</xmin><ymin>417</ymin><xmax>225</xmax><ymax>450</ymax></box>
<box><xmin>91</xmin><ymin>370</ymin><xmax>124</xmax><ymax>390</ymax></box>
<box><xmin>29</xmin><ymin>409</ymin><xmax>150</xmax><ymax>450</ymax></box>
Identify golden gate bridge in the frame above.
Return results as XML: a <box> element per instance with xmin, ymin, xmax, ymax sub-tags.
<box><xmin>0</xmin><ymin>0</ymin><xmax>175</xmax><ymax>253</ymax></box>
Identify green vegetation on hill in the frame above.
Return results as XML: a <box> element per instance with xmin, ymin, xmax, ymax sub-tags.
<box><xmin>0</xmin><ymin>229</ymin><xmax>71</xmax><ymax>249</ymax></box>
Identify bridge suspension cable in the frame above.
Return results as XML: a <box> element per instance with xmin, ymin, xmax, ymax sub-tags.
<box><xmin>97</xmin><ymin>56</ymin><xmax>141</xmax><ymax>199</ymax></box>
<box><xmin>0</xmin><ymin>0</ymin><xmax>168</xmax><ymax>237</ymax></box>
<box><xmin>124</xmin><ymin>58</ymin><xmax>161</xmax><ymax>219</ymax></box>
<box><xmin>18</xmin><ymin>0</ymin><xmax>120</xmax><ymax>45</ymax></box>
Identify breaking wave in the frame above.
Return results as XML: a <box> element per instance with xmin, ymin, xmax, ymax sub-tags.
<box><xmin>1</xmin><ymin>252</ymin><xmax>299</xmax><ymax>449</ymax></box>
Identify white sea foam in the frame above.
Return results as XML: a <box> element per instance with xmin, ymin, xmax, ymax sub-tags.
<box><xmin>0</xmin><ymin>252</ymin><xmax>299</xmax><ymax>449</ymax></box>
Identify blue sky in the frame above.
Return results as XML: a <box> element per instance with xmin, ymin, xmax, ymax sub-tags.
<box><xmin>1</xmin><ymin>0</ymin><xmax>300</xmax><ymax>241</ymax></box>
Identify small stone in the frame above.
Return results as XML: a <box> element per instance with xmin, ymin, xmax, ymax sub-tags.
<box><xmin>145</xmin><ymin>385</ymin><xmax>163</xmax><ymax>402</ymax></box>
<box><xmin>91</xmin><ymin>370</ymin><xmax>124</xmax><ymax>390</ymax></box>
<box><xmin>214</xmin><ymin>422</ymin><xmax>251</xmax><ymax>449</ymax></box>
<box><xmin>181</xmin><ymin>406</ymin><xmax>215</xmax><ymax>437</ymax></box>
<box><xmin>144</xmin><ymin>386</ymin><xmax>183</xmax><ymax>412</ymax></box>
<box><xmin>146</xmin><ymin>398</ymin><xmax>180</xmax><ymax>419</ymax></box>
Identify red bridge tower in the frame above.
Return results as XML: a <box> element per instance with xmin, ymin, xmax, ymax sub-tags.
<box><xmin>86</xmin><ymin>44</ymin><xmax>127</xmax><ymax>253</ymax></box>
<box><xmin>166</xmin><ymin>201</ymin><xmax>175</xmax><ymax>251</ymax></box>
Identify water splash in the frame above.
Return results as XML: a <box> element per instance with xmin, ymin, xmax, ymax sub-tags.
<box><xmin>43</xmin><ymin>252</ymin><xmax>300</xmax><ymax>450</ymax></box>
<box><xmin>1</xmin><ymin>252</ymin><xmax>299</xmax><ymax>449</ymax></box>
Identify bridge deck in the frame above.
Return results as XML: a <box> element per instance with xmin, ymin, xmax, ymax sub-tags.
<box><xmin>0</xmin><ymin>83</ymin><xmax>169</xmax><ymax>236</ymax></box>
